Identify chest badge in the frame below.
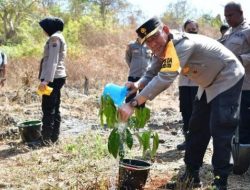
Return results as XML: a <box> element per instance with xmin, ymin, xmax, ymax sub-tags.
<box><xmin>182</xmin><ymin>66</ymin><xmax>190</xmax><ymax>75</ymax></box>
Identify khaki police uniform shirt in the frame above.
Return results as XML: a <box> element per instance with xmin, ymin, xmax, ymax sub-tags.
<box><xmin>39</xmin><ymin>31</ymin><xmax>67</xmax><ymax>82</ymax></box>
<box><xmin>178</xmin><ymin>73</ymin><xmax>198</xmax><ymax>87</ymax></box>
<box><xmin>125</xmin><ymin>40</ymin><xmax>152</xmax><ymax>78</ymax></box>
<box><xmin>139</xmin><ymin>32</ymin><xmax>245</xmax><ymax>103</ymax></box>
<box><xmin>220</xmin><ymin>21</ymin><xmax>250</xmax><ymax>90</ymax></box>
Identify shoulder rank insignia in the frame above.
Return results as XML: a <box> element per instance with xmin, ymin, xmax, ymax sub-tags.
<box><xmin>51</xmin><ymin>37</ymin><xmax>59</xmax><ymax>47</ymax></box>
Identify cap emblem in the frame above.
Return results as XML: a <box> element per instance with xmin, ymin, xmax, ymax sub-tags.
<box><xmin>140</xmin><ymin>27</ymin><xmax>147</xmax><ymax>34</ymax></box>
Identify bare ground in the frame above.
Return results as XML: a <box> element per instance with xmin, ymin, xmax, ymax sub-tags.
<box><xmin>0</xmin><ymin>84</ymin><xmax>249</xmax><ymax>190</ymax></box>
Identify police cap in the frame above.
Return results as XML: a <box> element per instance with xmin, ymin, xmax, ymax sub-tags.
<box><xmin>136</xmin><ymin>17</ymin><xmax>161</xmax><ymax>43</ymax></box>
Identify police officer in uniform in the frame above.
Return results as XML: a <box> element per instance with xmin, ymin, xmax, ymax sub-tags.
<box><xmin>38</xmin><ymin>17</ymin><xmax>67</xmax><ymax>145</ymax></box>
<box><xmin>221</xmin><ymin>2</ymin><xmax>250</xmax><ymax>145</ymax></box>
<box><xmin>177</xmin><ymin>20</ymin><xmax>199</xmax><ymax>151</ymax></box>
<box><xmin>0</xmin><ymin>51</ymin><xmax>7</xmax><ymax>87</ymax></box>
<box><xmin>125</xmin><ymin>38</ymin><xmax>152</xmax><ymax>107</ymax></box>
<box><xmin>118</xmin><ymin>17</ymin><xmax>245</xmax><ymax>190</ymax></box>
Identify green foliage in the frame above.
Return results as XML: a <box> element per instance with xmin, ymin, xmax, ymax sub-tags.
<box><xmin>199</xmin><ymin>14</ymin><xmax>223</xmax><ymax>28</ymax></box>
<box><xmin>0</xmin><ymin>0</ymin><xmax>222</xmax><ymax>58</ymax></box>
<box><xmin>100</xmin><ymin>94</ymin><xmax>159</xmax><ymax>160</ymax></box>
<box><xmin>99</xmin><ymin>95</ymin><xmax>118</xmax><ymax>128</ymax></box>
<box><xmin>2</xmin><ymin>43</ymin><xmax>42</xmax><ymax>58</ymax></box>
<box><xmin>0</xmin><ymin>0</ymin><xmax>124</xmax><ymax>57</ymax></box>
<box><xmin>108</xmin><ymin>128</ymin><xmax>120</xmax><ymax>158</ymax></box>
<box><xmin>133</xmin><ymin>107</ymin><xmax>150</xmax><ymax>128</ymax></box>
<box><xmin>125</xmin><ymin>128</ymin><xmax>133</xmax><ymax>149</ymax></box>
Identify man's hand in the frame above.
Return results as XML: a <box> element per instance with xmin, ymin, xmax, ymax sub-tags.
<box><xmin>125</xmin><ymin>81</ymin><xmax>139</xmax><ymax>97</ymax></box>
<box><xmin>38</xmin><ymin>81</ymin><xmax>48</xmax><ymax>91</ymax></box>
<box><xmin>118</xmin><ymin>103</ymin><xmax>135</xmax><ymax>122</ymax></box>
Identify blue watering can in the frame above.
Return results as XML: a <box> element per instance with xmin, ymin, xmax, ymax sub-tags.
<box><xmin>103</xmin><ymin>83</ymin><xmax>128</xmax><ymax>107</ymax></box>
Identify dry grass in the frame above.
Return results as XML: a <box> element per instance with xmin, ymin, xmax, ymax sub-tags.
<box><xmin>0</xmin><ymin>131</ymin><xmax>119</xmax><ymax>189</ymax></box>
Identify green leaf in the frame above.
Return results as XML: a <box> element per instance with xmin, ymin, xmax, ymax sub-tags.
<box><xmin>125</xmin><ymin>128</ymin><xmax>133</xmax><ymax>149</ymax></box>
<box><xmin>128</xmin><ymin>116</ymin><xmax>136</xmax><ymax>128</ymax></box>
<box><xmin>100</xmin><ymin>95</ymin><xmax>117</xmax><ymax>128</ymax></box>
<box><xmin>108</xmin><ymin>128</ymin><xmax>120</xmax><ymax>158</ymax></box>
<box><xmin>134</xmin><ymin>107</ymin><xmax>150</xmax><ymax>128</ymax></box>
<box><xmin>150</xmin><ymin>132</ymin><xmax>159</xmax><ymax>158</ymax></box>
<box><xmin>139</xmin><ymin>131</ymin><xmax>151</xmax><ymax>157</ymax></box>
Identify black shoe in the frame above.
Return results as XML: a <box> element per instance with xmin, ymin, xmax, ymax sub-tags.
<box><xmin>28</xmin><ymin>137</ymin><xmax>53</xmax><ymax>148</ymax></box>
<box><xmin>51</xmin><ymin>135</ymin><xmax>59</xmax><ymax>143</ymax></box>
<box><xmin>166</xmin><ymin>167</ymin><xmax>202</xmax><ymax>189</ymax></box>
<box><xmin>166</xmin><ymin>178</ymin><xmax>202</xmax><ymax>189</ymax></box>
<box><xmin>211</xmin><ymin>176</ymin><xmax>227</xmax><ymax>190</ymax></box>
<box><xmin>177</xmin><ymin>141</ymin><xmax>186</xmax><ymax>151</ymax></box>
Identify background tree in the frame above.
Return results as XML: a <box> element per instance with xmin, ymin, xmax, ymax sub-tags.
<box><xmin>0</xmin><ymin>0</ymin><xmax>39</xmax><ymax>43</ymax></box>
<box><xmin>40</xmin><ymin>0</ymin><xmax>58</xmax><ymax>8</ymax></box>
<box><xmin>68</xmin><ymin>0</ymin><xmax>89</xmax><ymax>18</ymax></box>
<box><xmin>89</xmin><ymin>0</ymin><xmax>129</xmax><ymax>26</ymax></box>
<box><xmin>161</xmin><ymin>0</ymin><xmax>222</xmax><ymax>38</ymax></box>
<box><xmin>162</xmin><ymin>0</ymin><xmax>196</xmax><ymax>29</ymax></box>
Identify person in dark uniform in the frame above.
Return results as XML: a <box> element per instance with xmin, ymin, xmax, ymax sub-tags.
<box><xmin>125</xmin><ymin>38</ymin><xmax>152</xmax><ymax>107</ymax></box>
<box><xmin>218</xmin><ymin>24</ymin><xmax>229</xmax><ymax>42</ymax></box>
<box><xmin>118</xmin><ymin>17</ymin><xmax>245</xmax><ymax>190</ymax></box>
<box><xmin>38</xmin><ymin>17</ymin><xmax>67</xmax><ymax>145</ymax></box>
<box><xmin>183</xmin><ymin>19</ymin><xmax>199</xmax><ymax>34</ymax></box>
<box><xmin>220</xmin><ymin>24</ymin><xmax>229</xmax><ymax>36</ymax></box>
<box><xmin>221</xmin><ymin>2</ymin><xmax>250</xmax><ymax>145</ymax></box>
<box><xmin>0</xmin><ymin>51</ymin><xmax>7</xmax><ymax>87</ymax></box>
<box><xmin>177</xmin><ymin>19</ymin><xmax>199</xmax><ymax>151</ymax></box>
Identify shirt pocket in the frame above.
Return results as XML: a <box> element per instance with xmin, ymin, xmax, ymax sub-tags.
<box><xmin>230</xmin><ymin>36</ymin><xmax>244</xmax><ymax>46</ymax></box>
<box><xmin>182</xmin><ymin>63</ymin><xmax>223</xmax><ymax>88</ymax></box>
<box><xmin>132</xmin><ymin>48</ymin><xmax>141</xmax><ymax>57</ymax></box>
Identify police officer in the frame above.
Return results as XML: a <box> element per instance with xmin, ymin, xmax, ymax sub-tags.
<box><xmin>183</xmin><ymin>19</ymin><xmax>199</xmax><ymax>34</ymax></box>
<box><xmin>38</xmin><ymin>17</ymin><xmax>67</xmax><ymax>145</ymax></box>
<box><xmin>125</xmin><ymin>38</ymin><xmax>152</xmax><ymax>107</ymax></box>
<box><xmin>221</xmin><ymin>2</ymin><xmax>250</xmax><ymax>145</ymax></box>
<box><xmin>118</xmin><ymin>17</ymin><xmax>245</xmax><ymax>190</ymax></box>
<box><xmin>177</xmin><ymin>20</ymin><xmax>199</xmax><ymax>151</ymax></box>
<box><xmin>0</xmin><ymin>51</ymin><xmax>7</xmax><ymax>87</ymax></box>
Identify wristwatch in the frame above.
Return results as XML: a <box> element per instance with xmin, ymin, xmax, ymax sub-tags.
<box><xmin>130</xmin><ymin>98</ymin><xmax>139</xmax><ymax>107</ymax></box>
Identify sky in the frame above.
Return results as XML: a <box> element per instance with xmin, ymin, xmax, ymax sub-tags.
<box><xmin>126</xmin><ymin>0</ymin><xmax>250</xmax><ymax>23</ymax></box>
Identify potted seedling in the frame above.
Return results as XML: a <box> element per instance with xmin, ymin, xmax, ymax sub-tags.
<box><xmin>99</xmin><ymin>83</ymin><xmax>159</xmax><ymax>189</ymax></box>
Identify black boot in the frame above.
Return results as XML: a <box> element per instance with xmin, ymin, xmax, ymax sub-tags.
<box><xmin>166</xmin><ymin>166</ymin><xmax>202</xmax><ymax>189</ymax></box>
<box><xmin>177</xmin><ymin>132</ymin><xmax>187</xmax><ymax>151</ymax></box>
<box><xmin>211</xmin><ymin>176</ymin><xmax>227</xmax><ymax>190</ymax></box>
<box><xmin>41</xmin><ymin>126</ymin><xmax>53</xmax><ymax>146</ymax></box>
<box><xmin>177</xmin><ymin>141</ymin><xmax>186</xmax><ymax>151</ymax></box>
<box><xmin>51</xmin><ymin>119</ymin><xmax>60</xmax><ymax>143</ymax></box>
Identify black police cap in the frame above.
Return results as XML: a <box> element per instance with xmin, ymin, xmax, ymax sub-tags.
<box><xmin>220</xmin><ymin>24</ymin><xmax>229</xmax><ymax>33</ymax></box>
<box><xmin>136</xmin><ymin>17</ymin><xmax>161</xmax><ymax>43</ymax></box>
